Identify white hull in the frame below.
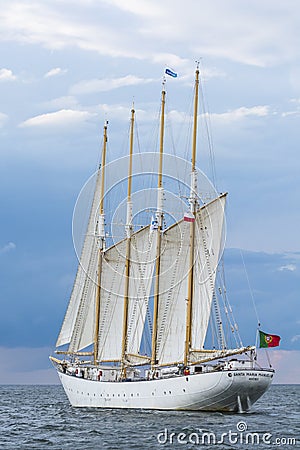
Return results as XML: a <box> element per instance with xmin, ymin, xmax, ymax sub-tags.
<box><xmin>57</xmin><ymin>369</ymin><xmax>273</xmax><ymax>412</ymax></box>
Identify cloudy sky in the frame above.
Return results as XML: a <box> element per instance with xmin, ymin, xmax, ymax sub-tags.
<box><xmin>0</xmin><ymin>0</ymin><xmax>299</xmax><ymax>384</ymax></box>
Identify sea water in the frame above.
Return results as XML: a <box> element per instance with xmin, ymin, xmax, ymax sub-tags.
<box><xmin>0</xmin><ymin>385</ymin><xmax>298</xmax><ymax>449</ymax></box>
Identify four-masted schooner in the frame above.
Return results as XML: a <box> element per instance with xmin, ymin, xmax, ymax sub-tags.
<box><xmin>50</xmin><ymin>68</ymin><xmax>274</xmax><ymax>412</ymax></box>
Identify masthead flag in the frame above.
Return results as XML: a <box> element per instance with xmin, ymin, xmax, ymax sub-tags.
<box><xmin>259</xmin><ymin>330</ymin><xmax>281</xmax><ymax>348</ymax></box>
<box><xmin>165</xmin><ymin>68</ymin><xmax>178</xmax><ymax>78</ymax></box>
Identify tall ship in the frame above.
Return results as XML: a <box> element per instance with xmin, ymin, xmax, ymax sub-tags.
<box><xmin>50</xmin><ymin>67</ymin><xmax>274</xmax><ymax>412</ymax></box>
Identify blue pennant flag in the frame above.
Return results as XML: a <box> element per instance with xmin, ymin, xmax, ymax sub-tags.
<box><xmin>150</xmin><ymin>216</ymin><xmax>158</xmax><ymax>231</ymax></box>
<box><xmin>165</xmin><ymin>68</ymin><xmax>178</xmax><ymax>78</ymax></box>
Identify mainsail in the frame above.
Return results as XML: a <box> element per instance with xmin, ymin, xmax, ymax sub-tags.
<box><xmin>97</xmin><ymin>226</ymin><xmax>157</xmax><ymax>361</ymax></box>
<box><xmin>126</xmin><ymin>228</ymin><xmax>157</xmax><ymax>358</ymax></box>
<box><xmin>156</xmin><ymin>219</ymin><xmax>190</xmax><ymax>365</ymax></box>
<box><xmin>192</xmin><ymin>193</ymin><xmax>226</xmax><ymax>350</ymax></box>
<box><xmin>155</xmin><ymin>194</ymin><xmax>226</xmax><ymax>365</ymax></box>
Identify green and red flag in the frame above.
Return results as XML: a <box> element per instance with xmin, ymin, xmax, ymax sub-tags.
<box><xmin>259</xmin><ymin>330</ymin><xmax>281</xmax><ymax>348</ymax></box>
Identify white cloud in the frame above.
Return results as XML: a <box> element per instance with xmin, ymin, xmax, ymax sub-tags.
<box><xmin>19</xmin><ymin>109</ymin><xmax>96</xmax><ymax>128</ymax></box>
<box><xmin>0</xmin><ymin>242</ymin><xmax>16</xmax><ymax>254</ymax></box>
<box><xmin>94</xmin><ymin>103</ymin><xmax>149</xmax><ymax>122</ymax></box>
<box><xmin>152</xmin><ymin>53</ymin><xmax>189</xmax><ymax>69</ymax></box>
<box><xmin>166</xmin><ymin>109</ymin><xmax>187</xmax><ymax>123</ymax></box>
<box><xmin>0</xmin><ymin>68</ymin><xmax>16</xmax><ymax>81</ymax></box>
<box><xmin>42</xmin><ymin>96</ymin><xmax>79</xmax><ymax>110</ymax></box>
<box><xmin>138</xmin><ymin>1</ymin><xmax>300</xmax><ymax>67</ymax></box>
<box><xmin>101</xmin><ymin>0</ymin><xmax>162</xmax><ymax>17</ymax></box>
<box><xmin>278</xmin><ymin>264</ymin><xmax>297</xmax><ymax>272</ymax></box>
<box><xmin>44</xmin><ymin>67</ymin><xmax>67</xmax><ymax>78</ymax></box>
<box><xmin>71</xmin><ymin>75</ymin><xmax>154</xmax><ymax>95</ymax></box>
<box><xmin>0</xmin><ymin>112</ymin><xmax>8</xmax><ymax>127</ymax></box>
<box><xmin>207</xmin><ymin>105</ymin><xmax>270</xmax><ymax>124</ymax></box>
<box><xmin>152</xmin><ymin>56</ymin><xmax>226</xmax><ymax>82</ymax></box>
<box><xmin>282</xmin><ymin>99</ymin><xmax>300</xmax><ymax>117</ymax></box>
<box><xmin>282</xmin><ymin>111</ymin><xmax>300</xmax><ymax>117</ymax></box>
<box><xmin>0</xmin><ymin>1</ymin><xmax>142</xmax><ymax>59</ymax></box>
<box><xmin>0</xmin><ymin>1</ymin><xmax>299</xmax><ymax>67</ymax></box>
<box><xmin>291</xmin><ymin>335</ymin><xmax>300</xmax><ymax>343</ymax></box>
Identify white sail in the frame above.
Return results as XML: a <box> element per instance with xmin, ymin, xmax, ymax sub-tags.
<box><xmin>97</xmin><ymin>238</ymin><xmax>127</xmax><ymax>361</ymax></box>
<box><xmin>126</xmin><ymin>228</ymin><xmax>157</xmax><ymax>357</ymax></box>
<box><xmin>192</xmin><ymin>194</ymin><xmax>226</xmax><ymax>350</ymax></box>
<box><xmin>97</xmin><ymin>225</ymin><xmax>156</xmax><ymax>361</ymax></box>
<box><xmin>56</xmin><ymin>171</ymin><xmax>101</xmax><ymax>350</ymax></box>
<box><xmin>155</xmin><ymin>194</ymin><xmax>226</xmax><ymax>365</ymax></box>
<box><xmin>156</xmin><ymin>219</ymin><xmax>190</xmax><ymax>365</ymax></box>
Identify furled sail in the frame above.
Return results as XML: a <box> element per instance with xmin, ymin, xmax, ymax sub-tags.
<box><xmin>155</xmin><ymin>194</ymin><xmax>226</xmax><ymax>365</ymax></box>
<box><xmin>191</xmin><ymin>193</ymin><xmax>227</xmax><ymax>350</ymax></box>
<box><xmin>97</xmin><ymin>225</ymin><xmax>156</xmax><ymax>361</ymax></box>
<box><xmin>56</xmin><ymin>170</ymin><xmax>101</xmax><ymax>350</ymax></box>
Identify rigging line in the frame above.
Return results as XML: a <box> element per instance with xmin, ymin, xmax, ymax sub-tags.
<box><xmin>184</xmin><ymin>85</ymin><xmax>194</xmax><ymax>165</ymax></box>
<box><xmin>135</xmin><ymin>116</ymin><xmax>153</xmax><ymax>208</ymax></box>
<box><xmin>136</xmin><ymin>111</ymin><xmax>157</xmax><ymax>209</ymax></box>
<box><xmin>219</xmin><ymin>258</ymin><xmax>243</xmax><ymax>348</ymax></box>
<box><xmin>216</xmin><ymin>275</ymin><xmax>233</xmax><ymax>345</ymax></box>
<box><xmin>164</xmin><ymin>102</ymin><xmax>187</xmax><ymax>211</ymax></box>
<box><xmin>240</xmin><ymin>249</ymin><xmax>261</xmax><ymax>328</ymax></box>
<box><xmin>166</xmin><ymin>85</ymin><xmax>193</xmax><ymax>210</ymax></box>
<box><xmin>217</xmin><ymin>274</ymin><xmax>240</xmax><ymax>349</ymax></box>
<box><xmin>208</xmin><ymin>312</ymin><xmax>217</xmax><ymax>349</ymax></box>
<box><xmin>140</xmin><ymin>311</ymin><xmax>151</xmax><ymax>357</ymax></box>
<box><xmin>198</xmin><ymin>60</ymin><xmax>218</xmax><ymax>190</ymax></box>
<box><xmin>264</xmin><ymin>348</ymin><xmax>273</xmax><ymax>368</ymax></box>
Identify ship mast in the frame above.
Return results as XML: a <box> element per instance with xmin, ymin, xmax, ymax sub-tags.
<box><xmin>151</xmin><ymin>82</ymin><xmax>166</xmax><ymax>370</ymax></box>
<box><xmin>93</xmin><ymin>121</ymin><xmax>108</xmax><ymax>364</ymax></box>
<box><xmin>121</xmin><ymin>106</ymin><xmax>135</xmax><ymax>377</ymax></box>
<box><xmin>184</xmin><ymin>66</ymin><xmax>200</xmax><ymax>367</ymax></box>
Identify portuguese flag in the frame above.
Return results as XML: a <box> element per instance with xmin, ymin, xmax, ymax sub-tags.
<box><xmin>259</xmin><ymin>330</ymin><xmax>281</xmax><ymax>348</ymax></box>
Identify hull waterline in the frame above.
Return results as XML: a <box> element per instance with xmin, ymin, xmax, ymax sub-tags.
<box><xmin>57</xmin><ymin>369</ymin><xmax>273</xmax><ymax>412</ymax></box>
